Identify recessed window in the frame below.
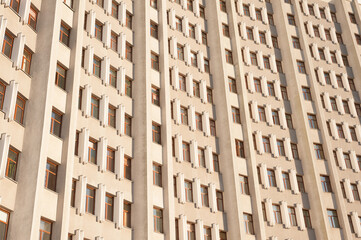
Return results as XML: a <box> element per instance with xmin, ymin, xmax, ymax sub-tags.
<box><xmin>55</xmin><ymin>63</ymin><xmax>67</xmax><ymax>90</ymax></box>
<box><xmin>151</xmin><ymin>52</ymin><xmax>159</xmax><ymax>71</ymax></box>
<box><xmin>297</xmin><ymin>60</ymin><xmax>306</xmax><ymax>74</ymax></box>
<box><xmin>235</xmin><ymin>139</ymin><xmax>245</xmax><ymax>158</ymax></box>
<box><xmin>40</xmin><ymin>219</ymin><xmax>52</xmax><ymax>240</ymax></box>
<box><xmin>201</xmin><ymin>185</ymin><xmax>209</xmax><ymax>207</ymax></box>
<box><xmin>152</xmin><ymin>122</ymin><xmax>161</xmax><ymax>144</ymax></box>
<box><xmin>86</xmin><ymin>185</ymin><xmax>96</xmax><ymax>214</ymax></box>
<box><xmin>88</xmin><ymin>138</ymin><xmax>97</xmax><ymax>164</ymax></box>
<box><xmin>268</xmin><ymin>169</ymin><xmax>276</xmax><ymax>187</ymax></box>
<box><xmin>287</xmin><ymin>14</ymin><xmax>296</xmax><ymax>26</ymax></box>
<box><xmin>91</xmin><ymin>95</ymin><xmax>100</xmax><ymax>119</ymax></box>
<box><xmin>320</xmin><ymin>175</ymin><xmax>332</xmax><ymax>192</ymax></box>
<box><xmin>195</xmin><ymin>113</ymin><xmax>202</xmax><ymax>131</ymax></box>
<box><xmin>273</xmin><ymin>204</ymin><xmax>282</xmax><ymax>224</ymax></box>
<box><xmin>349</xmin><ymin>13</ymin><xmax>357</xmax><ymax>24</ymax></box>
<box><xmin>50</xmin><ymin>109</ymin><xmax>62</xmax><ymax>137</ymax></box>
<box><xmin>108</xmin><ymin>105</ymin><xmax>116</xmax><ymax>128</ymax></box>
<box><xmin>123</xmin><ymin>202</ymin><xmax>131</xmax><ymax>227</ymax></box>
<box><xmin>222</xmin><ymin>24</ymin><xmax>229</xmax><ymax>37</ymax></box>
<box><xmin>28</xmin><ymin>5</ymin><xmax>38</xmax><ymax>30</ymax></box>
<box><xmin>153</xmin><ymin>207</ymin><xmax>163</xmax><ymax>233</ymax></box>
<box><xmin>95</xmin><ymin>20</ymin><xmax>103</xmax><ymax>41</ymax></box>
<box><xmin>2</xmin><ymin>30</ymin><xmax>14</xmax><ymax>58</ymax></box>
<box><xmin>126</xmin><ymin>42</ymin><xmax>133</xmax><ymax>62</ymax></box>
<box><xmin>60</xmin><ymin>22</ymin><xmax>71</xmax><ymax>46</ymax></box>
<box><xmin>292</xmin><ymin>36</ymin><xmax>301</xmax><ymax>49</ymax></box>
<box><xmin>126</xmin><ymin>11</ymin><xmax>132</xmax><ymax>29</ymax></box>
<box><xmin>189</xmin><ymin>24</ymin><xmax>195</xmax><ymax>39</ymax></box>
<box><xmin>111</xmin><ymin>1</ymin><xmax>118</xmax><ymax>18</ymax></box>
<box><xmin>21</xmin><ymin>47</ymin><xmax>32</xmax><ymax>74</ymax></box>
<box><xmin>185</xmin><ymin>180</ymin><xmax>193</xmax><ymax>202</ymax></box>
<box><xmin>105</xmin><ymin>193</ymin><xmax>114</xmax><ymax>221</ymax></box>
<box><xmin>198</xmin><ymin>147</ymin><xmax>205</xmax><ymax>167</ymax></box>
<box><xmin>109</xmin><ymin>65</ymin><xmax>117</xmax><ymax>88</ymax></box>
<box><xmin>220</xmin><ymin>0</ymin><xmax>226</xmax><ymax>12</ymax></box>
<box><xmin>124</xmin><ymin>156</ymin><xmax>131</xmax><ymax>180</ymax></box>
<box><xmin>193</xmin><ymin>81</ymin><xmax>200</xmax><ymax>97</ymax></box>
<box><xmin>244</xmin><ymin>213</ymin><xmax>254</xmax><ymax>235</ymax></box>
<box><xmin>125</xmin><ymin>114</ymin><xmax>132</xmax><ymax>136</ymax></box>
<box><xmin>14</xmin><ymin>94</ymin><xmax>26</xmax><ymax>124</ymax></box>
<box><xmin>93</xmin><ymin>56</ymin><xmax>101</xmax><ymax>77</ymax></box>
<box><xmin>0</xmin><ymin>81</ymin><xmax>5</xmax><ymax>110</ymax></box>
<box><xmin>216</xmin><ymin>191</ymin><xmax>224</xmax><ymax>211</ymax></box>
<box><xmin>150</xmin><ymin>0</ymin><xmax>157</xmax><ymax>9</ymax></box>
<box><xmin>125</xmin><ymin>77</ymin><xmax>132</xmax><ymax>97</ymax></box>
<box><xmin>150</xmin><ymin>21</ymin><xmax>158</xmax><ymax>39</ymax></box>
<box><xmin>225</xmin><ymin>49</ymin><xmax>233</xmax><ymax>64</ymax></box>
<box><xmin>327</xmin><ymin>209</ymin><xmax>340</xmax><ymax>228</ymax></box>
<box><xmin>0</xmin><ymin>208</ymin><xmax>9</xmax><ymax>239</ymax></box>
<box><xmin>232</xmin><ymin>107</ymin><xmax>241</xmax><ymax>123</ymax></box>
<box><xmin>228</xmin><ymin>77</ymin><xmax>237</xmax><ymax>93</ymax></box>
<box><xmin>106</xmin><ymin>147</ymin><xmax>115</xmax><ymax>172</ymax></box>
<box><xmin>6</xmin><ymin>147</ymin><xmax>19</xmax><ymax>180</ymax></box>
<box><xmin>44</xmin><ymin>160</ymin><xmax>57</xmax><ymax>191</ymax></box>
<box><xmin>153</xmin><ymin>163</ymin><xmax>162</xmax><ymax>187</ymax></box>
<box><xmin>151</xmin><ymin>86</ymin><xmax>160</xmax><ymax>106</ymax></box>
<box><xmin>240</xmin><ymin>175</ymin><xmax>249</xmax><ymax>195</ymax></box>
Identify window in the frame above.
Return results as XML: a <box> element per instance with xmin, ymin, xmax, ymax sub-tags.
<box><xmin>189</xmin><ymin>24</ymin><xmax>195</xmax><ymax>39</ymax></box>
<box><xmin>327</xmin><ymin>210</ymin><xmax>340</xmax><ymax>228</ymax></box>
<box><xmin>314</xmin><ymin>143</ymin><xmax>324</xmax><ymax>160</ymax></box>
<box><xmin>88</xmin><ymin>139</ymin><xmax>97</xmax><ymax>164</ymax></box>
<box><xmin>351</xmin><ymin>184</ymin><xmax>360</xmax><ymax>201</ymax></box>
<box><xmin>268</xmin><ymin>169</ymin><xmax>276</xmax><ymax>187</ymax></box>
<box><xmin>2</xmin><ymin>30</ymin><xmax>14</xmax><ymax>58</ymax></box>
<box><xmin>356</xmin><ymin>34</ymin><xmax>361</xmax><ymax>45</ymax></box>
<box><xmin>180</xmin><ymin>106</ymin><xmax>188</xmax><ymax>125</ymax></box>
<box><xmin>153</xmin><ymin>163</ymin><xmax>162</xmax><ymax>187</ymax></box>
<box><xmin>0</xmin><ymin>81</ymin><xmax>5</xmax><ymax>109</ymax></box>
<box><xmin>95</xmin><ymin>20</ymin><xmax>103</xmax><ymax>41</ymax></box>
<box><xmin>272</xmin><ymin>36</ymin><xmax>279</xmax><ymax>48</ymax></box>
<box><xmin>203</xmin><ymin>227</ymin><xmax>211</xmax><ymax>240</ymax></box>
<box><xmin>246</xmin><ymin>27</ymin><xmax>253</xmax><ymax>40</ymax></box>
<box><xmin>235</xmin><ymin>139</ymin><xmax>245</xmax><ymax>158</ymax></box>
<box><xmin>153</xmin><ymin>208</ymin><xmax>163</xmax><ymax>233</ymax></box>
<box><xmin>151</xmin><ymin>86</ymin><xmax>160</xmax><ymax>106</ymax></box>
<box><xmin>297</xmin><ymin>61</ymin><xmax>306</xmax><ymax>74</ymax></box>
<box><xmin>349</xmin><ymin>78</ymin><xmax>356</xmax><ymax>91</ymax></box>
<box><xmin>151</xmin><ymin>52</ymin><xmax>159</xmax><ymax>71</ymax></box>
<box><xmin>187</xmin><ymin>0</ymin><xmax>193</xmax><ymax>11</ymax></box>
<box><xmin>0</xmin><ymin>208</ymin><xmax>9</xmax><ymax>240</ymax></box>
<box><xmin>263</xmin><ymin>56</ymin><xmax>270</xmax><ymax>69</ymax></box>
<box><xmin>268</xmin><ymin>82</ymin><xmax>275</xmax><ymax>96</ymax></box>
<box><xmin>176</xmin><ymin>44</ymin><xmax>184</xmax><ymax>61</ymax></box>
<box><xmin>216</xmin><ymin>191</ymin><xmax>224</xmax><ymax>211</ymax></box>
<box><xmin>20</xmin><ymin>47</ymin><xmax>32</xmax><ymax>74</ymax></box>
<box><xmin>90</xmin><ymin>95</ymin><xmax>99</xmax><ymax>119</ymax></box>
<box><xmin>206</xmin><ymin>88</ymin><xmax>213</xmax><ymax>103</ymax></box>
<box><xmin>273</xmin><ymin>205</ymin><xmax>282</xmax><ymax>224</ymax></box>
<box><xmin>313</xmin><ymin>26</ymin><xmax>320</xmax><ymax>37</ymax></box>
<box><xmin>195</xmin><ymin>113</ymin><xmax>202</xmax><ymax>131</ymax></box>
<box><xmin>244</xmin><ymin>214</ymin><xmax>254</xmax><ymax>235</ymax></box>
<box><xmin>325</xmin><ymin>29</ymin><xmax>331</xmax><ymax>41</ymax></box>
<box><xmin>225</xmin><ymin>49</ymin><xmax>233</xmax><ymax>64</ymax></box>
<box><xmin>277</xmin><ymin>140</ymin><xmax>285</xmax><ymax>156</ymax></box>
<box><xmin>336</xmin><ymin>124</ymin><xmax>344</xmax><ymax>139</ymax></box>
<box><xmin>40</xmin><ymin>219</ymin><xmax>52</xmax><ymax>240</ymax></box>
<box><xmin>349</xmin><ymin>13</ymin><xmax>357</xmax><ymax>24</ymax></box>
<box><xmin>222</xmin><ymin>24</ymin><xmax>229</xmax><ymax>37</ymax></box>
<box><xmin>105</xmin><ymin>194</ymin><xmax>114</xmax><ymax>221</ymax></box>
<box><xmin>200</xmin><ymin>5</ymin><xmax>205</xmax><ymax>18</ymax></box>
<box><xmin>350</xmin><ymin>127</ymin><xmax>357</xmax><ymax>141</ymax></box>
<box><xmin>268</xmin><ymin>14</ymin><xmax>274</xmax><ymax>25</ymax></box>
<box><xmin>110</xmin><ymin>32</ymin><xmax>118</xmax><ymax>52</ymax></box>
<box><xmin>125</xmin><ymin>42</ymin><xmax>133</xmax><ymax>62</ymax></box>
<box><xmin>282</xmin><ymin>172</ymin><xmax>291</xmax><ymax>190</ymax></box>
<box><xmin>185</xmin><ymin>180</ymin><xmax>193</xmax><ymax>202</ymax></box>
<box><xmin>125</xmin><ymin>114</ymin><xmax>131</xmax><ymax>136</ymax></box>
<box><xmin>348</xmin><ymin>215</ymin><xmax>355</xmax><ymax>233</ymax></box>
<box><xmin>291</xmin><ymin>143</ymin><xmax>299</xmax><ymax>159</ymax></box>
<box><xmin>281</xmin><ymin>86</ymin><xmax>288</xmax><ymax>100</ymax></box>
<box><xmin>96</xmin><ymin>0</ymin><xmax>103</xmax><ymax>7</ymax></box>
<box><xmin>106</xmin><ymin>147</ymin><xmax>115</xmax><ymax>172</ymax></box>
<box><xmin>125</xmin><ymin>77</ymin><xmax>132</xmax><ymax>97</ymax></box>
<box><xmin>288</xmin><ymin>207</ymin><xmax>297</xmax><ymax>226</ymax></box>
<box><xmin>272</xmin><ymin>110</ymin><xmax>279</xmax><ymax>125</ymax></box>
<box><xmin>243</xmin><ymin>4</ymin><xmax>250</xmax><ymax>16</ymax></box>
<box><xmin>220</xmin><ymin>0</ymin><xmax>226</xmax><ymax>12</ymax></box>
<box><xmin>60</xmin><ymin>22</ymin><xmax>70</xmax><ymax>46</ymax></box>
<box><xmin>343</xmin><ymin>100</ymin><xmax>350</xmax><ymax>114</ymax></box>
<box><xmin>193</xmin><ymin>81</ymin><xmax>200</xmax><ymax>97</ymax></box>
<box><xmin>55</xmin><ymin>63</ymin><xmax>67</xmax><ymax>90</ymax></box>
<box><xmin>263</xmin><ymin>137</ymin><xmax>271</xmax><ymax>153</ymax></box>
<box><xmin>50</xmin><ymin>109</ymin><xmax>62</xmax><ymax>137</ymax></box>
<box><xmin>14</xmin><ymin>94</ymin><xmax>26</xmax><ymax>124</ymax></box>
<box><xmin>213</xmin><ymin>154</ymin><xmax>219</xmax><ymax>172</ymax></box>
<box><xmin>220</xmin><ymin>231</ymin><xmax>227</xmax><ymax>240</ymax></box>
<box><xmin>123</xmin><ymin>202</ymin><xmax>131</xmax><ymax>227</ymax></box>
<box><xmin>250</xmin><ymin>52</ymin><xmax>257</xmax><ymax>66</ymax></box>
<box><xmin>288</xmin><ymin>14</ymin><xmax>296</xmax><ymax>26</ymax></box>
<box><xmin>187</xmin><ymin>222</ymin><xmax>195</xmax><ymax>240</ymax></box>
<box><xmin>44</xmin><ymin>160</ymin><xmax>58</xmax><ymax>192</ymax></box>
<box><xmin>342</xmin><ymin>55</ymin><xmax>350</xmax><ymax>67</ymax></box>
<box><xmin>307</xmin><ymin>114</ymin><xmax>318</xmax><ymax>129</ymax></box>
<box><xmin>320</xmin><ymin>175</ymin><xmax>332</xmax><ymax>192</ymax></box>
<box><xmin>240</xmin><ymin>175</ymin><xmax>249</xmax><ymax>195</ymax></box>
<box><xmin>150</xmin><ymin>0</ymin><xmax>157</xmax><ymax>8</ymax></box>
<box><xmin>258</xmin><ymin>107</ymin><xmax>266</xmax><ymax>122</ymax></box>
<box><xmin>356</xmin><ymin>103</ymin><xmax>361</xmax><ymax>117</ymax></box>
<box><xmin>201</xmin><ymin>185</ymin><xmax>209</xmax><ymax>207</ymax></box>
<box><xmin>175</xmin><ymin>17</ymin><xmax>182</xmax><ymax>31</ymax></box>
<box><xmin>6</xmin><ymin>147</ymin><xmax>19</xmax><ymax>180</ymax></box>
<box><xmin>124</xmin><ymin>156</ymin><xmax>131</xmax><ymax>180</ymax></box>
<box><xmin>276</xmin><ymin>60</ymin><xmax>283</xmax><ymax>73</ymax></box>
<box><xmin>259</xmin><ymin>32</ymin><xmax>266</xmax><ymax>44</ymax></box>
<box><xmin>303</xmin><ymin>209</ymin><xmax>312</xmax><ymax>228</ymax></box>
<box><xmin>232</xmin><ymin>107</ymin><xmax>241</xmax><ymax>123</ymax></box>
<box><xmin>93</xmin><ymin>56</ymin><xmax>101</xmax><ymax>77</ymax></box>
<box><xmin>111</xmin><ymin>1</ymin><xmax>118</xmax><ymax>18</ymax></box>
<box><xmin>86</xmin><ymin>185</ymin><xmax>96</xmax><ymax>214</ymax></box>
<box><xmin>295</xmin><ymin>175</ymin><xmax>305</xmax><ymax>193</ymax></box>
<box><xmin>150</xmin><ymin>21</ymin><xmax>158</xmax><ymax>39</ymax></box>
<box><xmin>152</xmin><ymin>122</ymin><xmax>161</xmax><ymax>144</ymax></box>
<box><xmin>198</xmin><ymin>148</ymin><xmax>205</xmax><ymax>167</ymax></box>
<box><xmin>107</xmin><ymin>66</ymin><xmax>117</xmax><ymax>88</ymax></box>
<box><xmin>202</xmin><ymin>32</ymin><xmax>208</xmax><ymax>45</ymax></box>
<box><xmin>319</xmin><ymin>48</ymin><xmax>325</xmax><ymax>60</ymax></box>
<box><xmin>228</xmin><ymin>77</ymin><xmax>237</xmax><ymax>93</ymax></box>
<box><xmin>182</xmin><ymin>142</ymin><xmax>190</xmax><ymax>162</ymax></box>
<box><xmin>210</xmin><ymin>119</ymin><xmax>216</xmax><ymax>136</ymax></box>
<box><xmin>178</xmin><ymin>74</ymin><xmax>186</xmax><ymax>92</ymax></box>
<box><xmin>255</xmin><ymin>8</ymin><xmax>262</xmax><ymax>21</ymax></box>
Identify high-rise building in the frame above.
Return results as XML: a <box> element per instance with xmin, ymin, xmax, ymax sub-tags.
<box><xmin>0</xmin><ymin>0</ymin><xmax>361</xmax><ymax>239</ymax></box>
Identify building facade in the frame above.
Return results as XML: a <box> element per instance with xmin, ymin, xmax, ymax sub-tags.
<box><xmin>0</xmin><ymin>0</ymin><xmax>361</xmax><ymax>239</ymax></box>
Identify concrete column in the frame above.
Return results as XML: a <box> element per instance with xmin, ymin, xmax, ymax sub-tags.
<box><xmin>101</xmin><ymin>57</ymin><xmax>110</xmax><ymax>85</ymax></box>
<box><xmin>284</xmin><ymin>138</ymin><xmax>293</xmax><ymax>161</ymax></box>
<box><xmin>188</xmin><ymin>105</ymin><xmax>196</xmax><ymax>131</ymax></box>
<box><xmin>179</xmin><ymin>215</ymin><xmax>187</xmax><ymax>240</ymax></box>
<box><xmin>341</xmin><ymin>73</ymin><xmax>350</xmax><ymax>92</ymax></box>
<box><xmin>195</xmin><ymin>219</ymin><xmax>204</xmax><ymax>240</ymax></box>
<box><xmin>336</xmin><ymin>147</ymin><xmax>346</xmax><ymax>170</ymax></box>
<box><xmin>186</xmin><ymin>73</ymin><xmax>193</xmax><ymax>96</ymax></box>
<box><xmin>260</xmin><ymin>163</ymin><xmax>269</xmax><ymax>189</ymax></box>
<box><xmin>289</xmin><ymin>169</ymin><xmax>299</xmax><ymax>194</ymax></box>
<box><xmin>261</xmin><ymin>7</ymin><xmax>268</xmax><ymax>24</ymax></box>
<box><xmin>336</xmin><ymin>50</ymin><xmax>344</xmax><ymax>67</ymax></box>
<box><xmin>0</xmin><ymin>133</ymin><xmax>11</xmax><ymax>179</ymax></box>
<box><xmin>3</xmin><ymin>80</ymin><xmax>18</xmax><ymax>121</ymax></box>
<box><xmin>295</xmin><ymin>203</ymin><xmax>305</xmax><ymax>230</ymax></box>
<box><xmin>254</xmin><ymin>26</ymin><xmax>260</xmax><ymax>44</ymax></box>
<box><xmin>97</xmin><ymin>137</ymin><xmax>107</xmax><ymax>172</ymax></box>
<box><xmin>118</xmin><ymin>2</ymin><xmax>126</xmax><ymax>26</ymax></box>
<box><xmin>350</xmin><ymin>151</ymin><xmax>359</xmax><ymax>173</ymax></box>
<box><xmin>190</xmin><ymin>140</ymin><xmax>198</xmax><ymax>168</ymax></box>
<box><xmin>211</xmin><ymin>223</ymin><xmax>220</xmax><ymax>240</ymax></box>
<box><xmin>200</xmin><ymin>80</ymin><xmax>207</xmax><ymax>103</ymax></box>
<box><xmin>330</xmin><ymin>27</ymin><xmax>337</xmax><ymax>44</ymax></box>
<box><xmin>351</xmin><ymin>212</ymin><xmax>361</xmax><ymax>237</ymax></box>
<box><xmin>348</xmin><ymin>98</ymin><xmax>357</xmax><ymax>118</ymax></box>
<box><xmin>177</xmin><ymin>173</ymin><xmax>185</xmax><ymax>203</ymax></box>
<box><xmin>116</xmin><ymin>104</ymin><xmax>125</xmax><ymax>135</ymax></box>
<box><xmin>336</xmin><ymin>95</ymin><xmax>344</xmax><ymax>115</ymax></box>
<box><xmin>343</xmin><ymin>122</ymin><xmax>351</xmax><ymax>143</ymax></box>
<box><xmin>182</xmin><ymin>17</ymin><xmax>189</xmax><ymax>37</ymax></box>
<box><xmin>86</xmin><ymin>10</ymin><xmax>96</xmax><ymax>37</ymax></box>
<box><xmin>314</xmin><ymin>3</ymin><xmax>320</xmax><ymax>18</ymax></box>
<box><xmin>255</xmin><ymin>130</ymin><xmax>263</xmax><ymax>154</ymax></box>
<box><xmin>197</xmin><ymin>51</ymin><xmax>204</xmax><ymax>72</ymax></box>
<box><xmin>104</xmin><ymin>0</ymin><xmax>112</xmax><ymax>15</ymax></box>
<box><xmin>261</xmin><ymin>76</ymin><xmax>268</xmax><ymax>97</ymax></box>
<box><xmin>171</xmin><ymin>66</ymin><xmax>179</xmax><ymax>90</ymax></box>
<box><xmin>266</xmin><ymin>30</ymin><xmax>272</xmax><ymax>48</ymax></box>
<box><xmin>265</xmin><ymin>104</ymin><xmax>273</xmax><ymax>126</ymax></box>
<box><xmin>247</xmin><ymin>72</ymin><xmax>255</xmax><ymax>93</ymax></box>
<box><xmin>251</xmin><ymin>100</ymin><xmax>259</xmax><ymax>122</ymax></box>
<box><xmin>11</xmin><ymin>33</ymin><xmax>26</xmax><ymax>69</ymax></box>
<box><xmin>79</xmin><ymin>128</ymin><xmax>90</xmax><ymax>164</ymax></box>
<box><xmin>195</xmin><ymin>24</ymin><xmax>201</xmax><ymax>44</ymax></box>
<box><xmin>243</xmin><ymin>46</ymin><xmax>251</xmax><ymax>66</ymax></box>
<box><xmin>84</xmin><ymin>46</ymin><xmax>94</xmax><ymax>75</ymax></box>
<box><xmin>169</xmin><ymin>36</ymin><xmax>177</xmax><ymax>59</ymax></box>
<box><xmin>173</xmin><ymin>99</ymin><xmax>181</xmax><ymax>125</ymax></box>
<box><xmin>73</xmin><ymin>229</ymin><xmax>84</xmax><ymax>240</ymax></box>
<box><xmin>330</xmin><ymin>71</ymin><xmax>338</xmax><ymax>89</ymax></box>
<box><xmin>202</xmin><ymin>111</ymin><xmax>210</xmax><ymax>136</ymax></box>
<box><xmin>18</xmin><ymin>0</ymin><xmax>31</xmax><ymax>23</ymax></box>
<box><xmin>279</xmin><ymin>108</ymin><xmax>287</xmax><ymax>130</ymax></box>
<box><xmin>168</xmin><ymin>8</ymin><xmax>176</xmax><ymax>29</ymax></box>
<box><xmin>250</xmin><ymin>3</ymin><xmax>256</xmax><ymax>20</ymax></box>
<box><xmin>118</xmin><ymin>33</ymin><xmax>126</xmax><ymax>59</ymax></box>
<box><xmin>344</xmin><ymin>179</ymin><xmax>354</xmax><ymax>203</ymax></box>
<box><xmin>270</xmin><ymin>134</ymin><xmax>278</xmax><ymax>157</ymax></box>
<box><xmin>193</xmin><ymin>178</ymin><xmax>201</xmax><ymax>208</ymax></box>
<box><xmin>257</xmin><ymin>51</ymin><xmax>264</xmax><ymax>70</ymax></box>
<box><xmin>117</xmin><ymin>66</ymin><xmax>126</xmax><ymax>95</ymax></box>
<box><xmin>307</xmin><ymin>21</ymin><xmax>314</xmax><ymax>37</ymax></box>
<box><xmin>205</xmin><ymin>145</ymin><xmax>213</xmax><ymax>173</ymax></box>
<box><xmin>265</xmin><ymin>198</ymin><xmax>274</xmax><ymax>226</ymax></box>
<box><xmin>114</xmin><ymin>191</ymin><xmax>124</xmax><ymax>228</ymax></box>
<box><xmin>95</xmin><ymin>183</ymin><xmax>106</xmax><ymax>222</ymax></box>
<box><xmin>274</xmin><ymin>80</ymin><xmax>282</xmax><ymax>100</ymax></box>
<box><xmin>240</xmin><ymin>22</ymin><xmax>247</xmax><ymax>40</ymax></box>
<box><xmin>302</xmin><ymin>0</ymin><xmax>309</xmax><ymax>15</ymax></box>
<box><xmin>275</xmin><ymin>166</ymin><xmax>283</xmax><ymax>191</ymax></box>
<box><xmin>319</xmin><ymin>24</ymin><xmax>326</xmax><ymax>41</ymax></box>
<box><xmin>280</xmin><ymin>201</ymin><xmax>290</xmax><ymax>228</ymax></box>
<box><xmin>317</xmin><ymin>67</ymin><xmax>326</xmax><ymax>85</ymax></box>
<box><xmin>102</xmin><ymin>21</ymin><xmax>111</xmax><ymax>48</ymax></box>
<box><xmin>99</xmin><ymin>95</ymin><xmax>109</xmax><ymax>127</ymax></box>
<box><xmin>75</xmin><ymin>176</ymin><xmax>87</xmax><ymax>215</ymax></box>
<box><xmin>209</xmin><ymin>183</ymin><xmax>217</xmax><ymax>213</ymax></box>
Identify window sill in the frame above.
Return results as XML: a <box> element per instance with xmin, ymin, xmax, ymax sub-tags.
<box><xmin>44</xmin><ymin>187</ymin><xmax>58</xmax><ymax>195</ymax></box>
<box><xmin>63</xmin><ymin>2</ymin><xmax>75</xmax><ymax>12</ymax></box>
<box><xmin>55</xmin><ymin>84</ymin><xmax>68</xmax><ymax>94</ymax></box>
<box><xmin>5</xmin><ymin>176</ymin><xmax>18</xmax><ymax>184</ymax></box>
<box><xmin>59</xmin><ymin>41</ymin><xmax>71</xmax><ymax>50</ymax></box>
<box><xmin>50</xmin><ymin>132</ymin><xmax>63</xmax><ymax>141</ymax></box>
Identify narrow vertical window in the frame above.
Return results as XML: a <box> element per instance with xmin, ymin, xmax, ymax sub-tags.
<box><xmin>14</xmin><ymin>94</ymin><xmax>26</xmax><ymax>124</ymax></box>
<box><xmin>153</xmin><ymin>163</ymin><xmax>162</xmax><ymax>187</ymax></box>
<box><xmin>152</xmin><ymin>122</ymin><xmax>161</xmax><ymax>144</ymax></box>
<box><xmin>0</xmin><ymin>81</ymin><xmax>5</xmax><ymax>110</ymax></box>
<box><xmin>153</xmin><ymin>208</ymin><xmax>163</xmax><ymax>233</ymax></box>
<box><xmin>88</xmin><ymin>138</ymin><xmax>97</xmax><ymax>164</ymax></box>
<box><xmin>106</xmin><ymin>147</ymin><xmax>115</xmax><ymax>172</ymax></box>
<box><xmin>44</xmin><ymin>160</ymin><xmax>57</xmax><ymax>191</ymax></box>
<box><xmin>50</xmin><ymin>109</ymin><xmax>62</xmax><ymax>137</ymax></box>
<box><xmin>2</xmin><ymin>30</ymin><xmax>14</xmax><ymax>58</ymax></box>
<box><xmin>85</xmin><ymin>185</ymin><xmax>96</xmax><ymax>214</ymax></box>
<box><xmin>39</xmin><ymin>219</ymin><xmax>52</xmax><ymax>240</ymax></box>
<box><xmin>91</xmin><ymin>95</ymin><xmax>100</xmax><ymax>119</ymax></box>
<box><xmin>60</xmin><ymin>22</ymin><xmax>71</xmax><ymax>46</ymax></box>
<box><xmin>6</xmin><ymin>147</ymin><xmax>19</xmax><ymax>180</ymax></box>
<box><xmin>21</xmin><ymin>47</ymin><xmax>32</xmax><ymax>74</ymax></box>
<box><xmin>55</xmin><ymin>63</ymin><xmax>67</xmax><ymax>89</ymax></box>
<box><xmin>124</xmin><ymin>156</ymin><xmax>131</xmax><ymax>180</ymax></box>
<box><xmin>123</xmin><ymin>202</ymin><xmax>131</xmax><ymax>227</ymax></box>
<box><xmin>105</xmin><ymin>193</ymin><xmax>114</xmax><ymax>221</ymax></box>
